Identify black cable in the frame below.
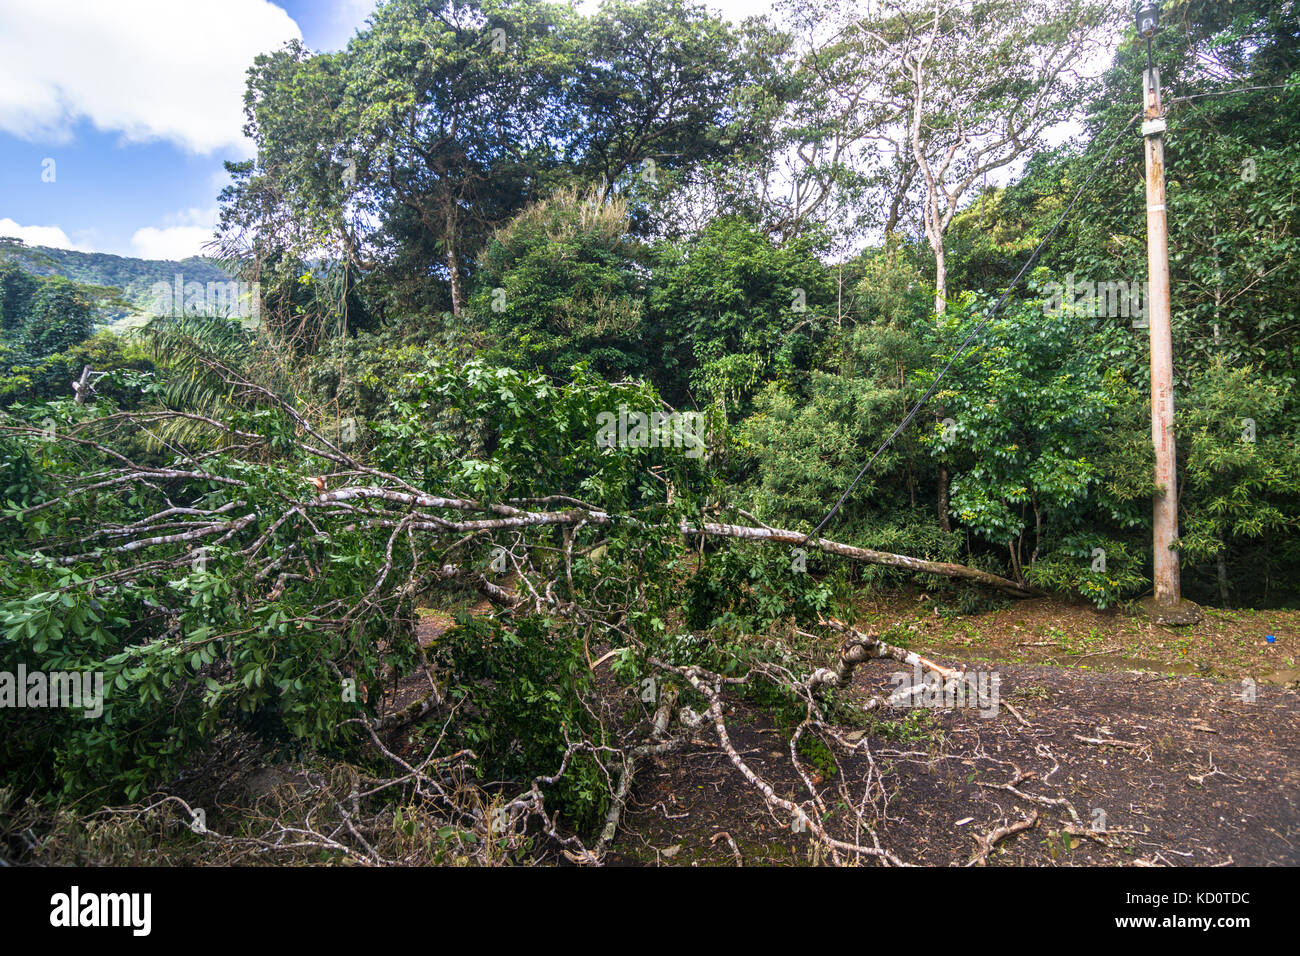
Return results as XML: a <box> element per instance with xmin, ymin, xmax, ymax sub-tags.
<box><xmin>804</xmin><ymin>110</ymin><xmax>1143</xmax><ymax>544</ymax></box>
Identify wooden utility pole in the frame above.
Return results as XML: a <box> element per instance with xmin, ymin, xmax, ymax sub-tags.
<box><xmin>1142</xmin><ymin>66</ymin><xmax>1182</xmax><ymax>608</ymax></box>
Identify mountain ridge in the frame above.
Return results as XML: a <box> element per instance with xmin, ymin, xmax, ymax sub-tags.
<box><xmin>0</xmin><ymin>237</ymin><xmax>234</xmax><ymax>310</ymax></box>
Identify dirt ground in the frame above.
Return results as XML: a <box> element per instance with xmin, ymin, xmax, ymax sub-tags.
<box><xmin>595</xmin><ymin>592</ymin><xmax>1300</xmax><ymax>866</ymax></box>
<box><xmin>872</xmin><ymin>591</ymin><xmax>1300</xmax><ymax>684</ymax></box>
<box><xmin>87</xmin><ymin>588</ymin><xmax>1293</xmax><ymax>867</ymax></box>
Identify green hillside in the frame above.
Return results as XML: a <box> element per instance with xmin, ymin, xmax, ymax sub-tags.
<box><xmin>0</xmin><ymin>237</ymin><xmax>233</xmax><ymax>311</ymax></box>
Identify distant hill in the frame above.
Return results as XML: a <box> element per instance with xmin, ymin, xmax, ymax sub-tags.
<box><xmin>0</xmin><ymin>238</ymin><xmax>234</xmax><ymax>313</ymax></box>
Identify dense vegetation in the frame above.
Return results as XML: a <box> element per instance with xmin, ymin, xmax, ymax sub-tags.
<box><xmin>0</xmin><ymin>256</ymin><xmax>153</xmax><ymax>404</ymax></box>
<box><xmin>1</xmin><ymin>0</ymin><xmax>1296</xmax><ymax>861</ymax></box>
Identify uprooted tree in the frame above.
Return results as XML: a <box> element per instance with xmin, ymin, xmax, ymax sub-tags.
<box><xmin>0</xmin><ymin>343</ymin><xmax>1055</xmax><ymax>865</ymax></box>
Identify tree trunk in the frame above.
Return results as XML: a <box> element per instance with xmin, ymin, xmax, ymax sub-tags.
<box><xmin>932</xmin><ymin>237</ymin><xmax>947</xmax><ymax>316</ymax></box>
<box><xmin>937</xmin><ymin>464</ymin><xmax>951</xmax><ymax>532</ymax></box>
<box><xmin>683</xmin><ymin>519</ymin><xmax>1041</xmax><ymax>598</ymax></box>
<box><xmin>447</xmin><ymin>243</ymin><xmax>463</xmax><ymax>316</ymax></box>
<box><xmin>932</xmin><ymin>235</ymin><xmax>950</xmax><ymax>528</ymax></box>
<box><xmin>446</xmin><ymin>208</ymin><xmax>463</xmax><ymax>316</ymax></box>
<box><xmin>1217</xmin><ymin>550</ymin><xmax>1231</xmax><ymax>609</ymax></box>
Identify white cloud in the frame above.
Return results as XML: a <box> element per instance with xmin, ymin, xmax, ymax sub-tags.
<box><xmin>0</xmin><ymin>218</ymin><xmax>91</xmax><ymax>251</ymax></box>
<box><xmin>130</xmin><ymin>226</ymin><xmax>215</xmax><ymax>261</ymax></box>
<box><xmin>702</xmin><ymin>0</ymin><xmax>779</xmax><ymax>22</ymax></box>
<box><xmin>0</xmin><ymin>0</ymin><xmax>302</xmax><ymax>155</ymax></box>
<box><xmin>319</xmin><ymin>0</ymin><xmax>378</xmax><ymax>50</ymax></box>
<box><xmin>129</xmin><ymin>207</ymin><xmax>219</xmax><ymax>260</ymax></box>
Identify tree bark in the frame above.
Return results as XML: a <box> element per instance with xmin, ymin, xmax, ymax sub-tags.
<box><xmin>446</xmin><ymin>208</ymin><xmax>463</xmax><ymax>316</ymax></box>
<box><xmin>1217</xmin><ymin>550</ymin><xmax>1231</xmax><ymax>609</ymax></box>
<box><xmin>937</xmin><ymin>463</ymin><xmax>951</xmax><ymax>533</ymax></box>
<box><xmin>932</xmin><ymin>238</ymin><xmax>947</xmax><ymax>315</ymax></box>
<box><xmin>682</xmin><ymin>519</ymin><xmax>1041</xmax><ymax>598</ymax></box>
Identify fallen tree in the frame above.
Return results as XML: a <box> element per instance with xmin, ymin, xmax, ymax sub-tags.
<box><xmin>682</xmin><ymin>519</ymin><xmax>1040</xmax><ymax>598</ymax></box>
<box><xmin>0</xmin><ymin>357</ymin><xmax>1046</xmax><ymax>865</ymax></box>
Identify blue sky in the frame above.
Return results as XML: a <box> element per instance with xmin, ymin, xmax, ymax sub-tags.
<box><xmin>0</xmin><ymin>0</ymin><xmax>380</xmax><ymax>260</ymax></box>
<box><xmin>0</xmin><ymin>0</ymin><xmax>778</xmax><ymax>261</ymax></box>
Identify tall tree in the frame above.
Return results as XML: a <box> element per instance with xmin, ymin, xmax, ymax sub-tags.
<box><xmin>22</xmin><ymin>277</ymin><xmax>94</xmax><ymax>359</ymax></box>
<box><xmin>789</xmin><ymin>0</ymin><xmax>1115</xmax><ymax>312</ymax></box>
<box><xmin>0</xmin><ymin>258</ymin><xmax>39</xmax><ymax>337</ymax></box>
<box><xmin>219</xmin><ymin>0</ymin><xmax>763</xmax><ymax>317</ymax></box>
<box><xmin>346</xmin><ymin>0</ymin><xmax>579</xmax><ymax>314</ymax></box>
<box><xmin>566</xmin><ymin>0</ymin><xmax>762</xmax><ymax>213</ymax></box>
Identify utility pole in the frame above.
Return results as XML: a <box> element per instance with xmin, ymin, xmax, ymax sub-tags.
<box><xmin>1136</xmin><ymin>3</ymin><xmax>1196</xmax><ymax>621</ymax></box>
<box><xmin>1142</xmin><ymin>66</ymin><xmax>1180</xmax><ymax>607</ymax></box>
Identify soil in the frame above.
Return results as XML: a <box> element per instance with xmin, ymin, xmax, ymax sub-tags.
<box><xmin>403</xmin><ymin>590</ymin><xmax>1300</xmax><ymax>866</ymax></box>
